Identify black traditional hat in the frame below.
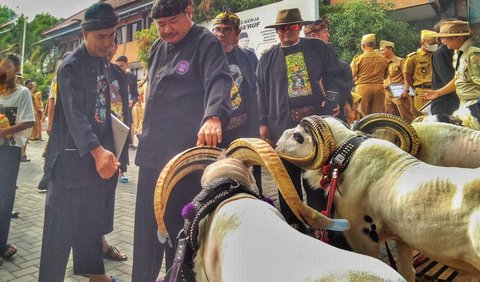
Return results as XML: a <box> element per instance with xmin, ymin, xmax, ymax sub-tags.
<box><xmin>151</xmin><ymin>0</ymin><xmax>192</xmax><ymax>19</ymax></box>
<box><xmin>81</xmin><ymin>2</ymin><xmax>118</xmax><ymax>31</ymax></box>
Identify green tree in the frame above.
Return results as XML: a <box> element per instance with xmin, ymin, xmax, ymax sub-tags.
<box><xmin>0</xmin><ymin>6</ymin><xmax>17</xmax><ymax>54</ymax></box>
<box><xmin>0</xmin><ymin>6</ymin><xmax>60</xmax><ymax>94</ymax></box>
<box><xmin>321</xmin><ymin>0</ymin><xmax>418</xmax><ymax>62</ymax></box>
<box><xmin>136</xmin><ymin>23</ymin><xmax>158</xmax><ymax>68</ymax></box>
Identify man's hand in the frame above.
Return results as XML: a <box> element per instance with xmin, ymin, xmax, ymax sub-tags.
<box><xmin>422</xmin><ymin>89</ymin><xmax>439</xmax><ymax>100</ymax></box>
<box><xmin>401</xmin><ymin>90</ymin><xmax>410</xmax><ymax>98</ymax></box>
<box><xmin>259</xmin><ymin>125</ymin><xmax>273</xmax><ymax>146</ymax></box>
<box><xmin>343</xmin><ymin>103</ymin><xmax>352</xmax><ymax>118</ymax></box>
<box><xmin>332</xmin><ymin>104</ymin><xmax>340</xmax><ymax>117</ymax></box>
<box><xmin>90</xmin><ymin>146</ymin><xmax>120</xmax><ymax>179</ymax></box>
<box><xmin>197</xmin><ymin>117</ymin><xmax>222</xmax><ymax>147</ymax></box>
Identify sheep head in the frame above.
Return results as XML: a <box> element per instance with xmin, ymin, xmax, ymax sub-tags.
<box><xmin>276</xmin><ymin>115</ymin><xmax>355</xmax><ymax>169</ymax></box>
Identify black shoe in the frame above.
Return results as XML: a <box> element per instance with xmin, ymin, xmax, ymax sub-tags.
<box><xmin>20</xmin><ymin>156</ymin><xmax>31</xmax><ymax>162</ymax></box>
<box><xmin>11</xmin><ymin>211</ymin><xmax>20</xmax><ymax>218</ymax></box>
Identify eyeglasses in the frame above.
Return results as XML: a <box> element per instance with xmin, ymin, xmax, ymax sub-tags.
<box><xmin>276</xmin><ymin>23</ymin><xmax>301</xmax><ymax>34</ymax></box>
<box><xmin>212</xmin><ymin>26</ymin><xmax>233</xmax><ymax>35</ymax></box>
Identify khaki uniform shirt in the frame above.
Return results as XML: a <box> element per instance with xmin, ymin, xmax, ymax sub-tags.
<box><xmin>385</xmin><ymin>56</ymin><xmax>405</xmax><ymax>86</ymax></box>
<box><xmin>351</xmin><ymin>50</ymin><xmax>389</xmax><ymax>85</ymax></box>
<box><xmin>454</xmin><ymin>39</ymin><xmax>480</xmax><ymax>105</ymax></box>
<box><xmin>403</xmin><ymin>48</ymin><xmax>433</xmax><ymax>88</ymax></box>
<box><xmin>32</xmin><ymin>91</ymin><xmax>43</xmax><ymax>112</ymax></box>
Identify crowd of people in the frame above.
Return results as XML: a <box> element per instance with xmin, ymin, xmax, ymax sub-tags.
<box><xmin>0</xmin><ymin>0</ymin><xmax>479</xmax><ymax>280</ymax></box>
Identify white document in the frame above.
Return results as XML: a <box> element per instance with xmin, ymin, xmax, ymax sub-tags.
<box><xmin>111</xmin><ymin>113</ymin><xmax>130</xmax><ymax>159</ymax></box>
<box><xmin>389</xmin><ymin>83</ymin><xmax>415</xmax><ymax>98</ymax></box>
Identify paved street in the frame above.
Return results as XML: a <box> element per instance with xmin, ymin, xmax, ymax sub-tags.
<box><xmin>0</xmin><ymin>130</ymin><xmax>153</xmax><ymax>281</ymax></box>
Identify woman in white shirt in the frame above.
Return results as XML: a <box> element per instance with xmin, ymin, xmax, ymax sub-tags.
<box><xmin>0</xmin><ymin>53</ymin><xmax>35</xmax><ymax>264</ymax></box>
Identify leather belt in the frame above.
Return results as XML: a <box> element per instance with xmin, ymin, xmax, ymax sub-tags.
<box><xmin>290</xmin><ymin>106</ymin><xmax>316</xmax><ymax>122</ymax></box>
<box><xmin>226</xmin><ymin>113</ymin><xmax>247</xmax><ymax>131</ymax></box>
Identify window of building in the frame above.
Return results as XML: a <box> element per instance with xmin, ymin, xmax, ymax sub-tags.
<box><xmin>117</xmin><ymin>25</ymin><xmax>127</xmax><ymax>44</ymax></box>
<box><xmin>127</xmin><ymin>20</ymin><xmax>142</xmax><ymax>42</ymax></box>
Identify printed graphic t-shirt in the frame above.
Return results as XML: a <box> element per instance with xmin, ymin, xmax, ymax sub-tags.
<box><xmin>226</xmin><ymin>52</ymin><xmax>246</xmax><ymax>117</ymax></box>
<box><xmin>0</xmin><ymin>86</ymin><xmax>35</xmax><ymax>147</ymax></box>
<box><xmin>108</xmin><ymin>67</ymin><xmax>124</xmax><ymax>122</ymax></box>
<box><xmin>282</xmin><ymin>44</ymin><xmax>315</xmax><ymax>109</ymax></box>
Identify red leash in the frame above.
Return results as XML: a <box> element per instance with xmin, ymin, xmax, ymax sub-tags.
<box><xmin>320</xmin><ymin>166</ymin><xmax>339</xmax><ymax>243</ymax></box>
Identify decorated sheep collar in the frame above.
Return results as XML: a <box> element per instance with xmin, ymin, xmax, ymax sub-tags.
<box><xmin>320</xmin><ymin>135</ymin><xmax>370</xmax><ymax>192</ymax></box>
<box><xmin>327</xmin><ymin>135</ymin><xmax>369</xmax><ymax>174</ymax></box>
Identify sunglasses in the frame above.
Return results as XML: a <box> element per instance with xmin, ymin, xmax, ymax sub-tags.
<box><xmin>212</xmin><ymin>26</ymin><xmax>233</xmax><ymax>35</ymax></box>
<box><xmin>276</xmin><ymin>23</ymin><xmax>301</xmax><ymax>34</ymax></box>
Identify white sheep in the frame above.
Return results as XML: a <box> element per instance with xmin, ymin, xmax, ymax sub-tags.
<box><xmin>162</xmin><ymin>156</ymin><xmax>406</xmax><ymax>281</ymax></box>
<box><xmin>353</xmin><ymin>113</ymin><xmax>480</xmax><ymax>168</ymax></box>
<box><xmin>276</xmin><ymin>115</ymin><xmax>480</xmax><ymax>281</ymax></box>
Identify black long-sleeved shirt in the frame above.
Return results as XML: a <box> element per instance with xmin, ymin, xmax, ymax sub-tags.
<box><xmin>431</xmin><ymin>44</ymin><xmax>459</xmax><ymax>115</ymax></box>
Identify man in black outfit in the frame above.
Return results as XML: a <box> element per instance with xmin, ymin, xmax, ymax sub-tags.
<box><xmin>132</xmin><ymin>0</ymin><xmax>232</xmax><ymax>281</ymax></box>
<box><xmin>39</xmin><ymin>3</ymin><xmax>121</xmax><ymax>281</ymax></box>
<box><xmin>115</xmin><ymin>55</ymin><xmax>138</xmax><ymax>150</ymax></box>
<box><xmin>431</xmin><ymin>19</ymin><xmax>460</xmax><ymax>116</ymax></box>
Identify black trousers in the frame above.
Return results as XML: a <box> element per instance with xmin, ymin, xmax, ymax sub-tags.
<box><xmin>0</xmin><ymin>146</ymin><xmax>21</xmax><ymax>254</ymax></box>
<box><xmin>278</xmin><ymin>159</ymin><xmax>304</xmax><ymax>227</ymax></box>
<box><xmin>39</xmin><ymin>180</ymin><xmax>105</xmax><ymax>281</ymax></box>
<box><xmin>133</xmin><ymin>166</ymin><xmax>202</xmax><ymax>281</ymax></box>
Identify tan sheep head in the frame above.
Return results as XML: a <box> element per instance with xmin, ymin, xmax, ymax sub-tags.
<box><xmin>352</xmin><ymin>113</ymin><xmax>420</xmax><ymax>156</ymax></box>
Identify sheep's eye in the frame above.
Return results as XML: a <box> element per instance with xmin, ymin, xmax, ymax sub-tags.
<box><xmin>293</xmin><ymin>132</ymin><xmax>304</xmax><ymax>144</ymax></box>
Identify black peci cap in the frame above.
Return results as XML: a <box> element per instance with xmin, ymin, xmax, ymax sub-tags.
<box><xmin>81</xmin><ymin>2</ymin><xmax>118</xmax><ymax>31</ymax></box>
<box><xmin>151</xmin><ymin>0</ymin><xmax>191</xmax><ymax>19</ymax></box>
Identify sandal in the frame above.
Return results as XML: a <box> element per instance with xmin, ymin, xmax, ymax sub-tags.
<box><xmin>119</xmin><ymin>176</ymin><xmax>128</xmax><ymax>184</ymax></box>
<box><xmin>2</xmin><ymin>244</ymin><xmax>17</xmax><ymax>259</ymax></box>
<box><xmin>103</xmin><ymin>246</ymin><xmax>127</xmax><ymax>261</ymax></box>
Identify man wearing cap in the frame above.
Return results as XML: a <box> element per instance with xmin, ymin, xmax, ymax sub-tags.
<box><xmin>115</xmin><ymin>55</ymin><xmax>139</xmax><ymax>150</ymax></box>
<box><xmin>303</xmin><ymin>18</ymin><xmax>353</xmax><ymax>123</ymax></box>
<box><xmin>303</xmin><ymin>16</ymin><xmax>330</xmax><ymax>42</ymax></box>
<box><xmin>403</xmin><ymin>30</ymin><xmax>438</xmax><ymax>113</ymax></box>
<box><xmin>39</xmin><ymin>2</ymin><xmax>120</xmax><ymax>281</ymax></box>
<box><xmin>211</xmin><ymin>11</ymin><xmax>262</xmax><ymax>188</ymax></box>
<box><xmin>133</xmin><ymin>0</ymin><xmax>232</xmax><ymax>281</ymax></box>
<box><xmin>238</xmin><ymin>31</ymin><xmax>254</xmax><ymax>52</ymax></box>
<box><xmin>351</xmin><ymin>33</ymin><xmax>389</xmax><ymax>115</ymax></box>
<box><xmin>257</xmin><ymin>8</ymin><xmax>343</xmax><ymax>229</ymax></box>
<box><xmin>424</xmin><ymin>20</ymin><xmax>480</xmax><ymax>129</ymax></box>
<box><xmin>380</xmin><ymin>40</ymin><xmax>416</xmax><ymax>122</ymax></box>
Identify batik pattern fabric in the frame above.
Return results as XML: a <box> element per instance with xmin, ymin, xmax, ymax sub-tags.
<box><xmin>285</xmin><ymin>52</ymin><xmax>312</xmax><ymax>98</ymax></box>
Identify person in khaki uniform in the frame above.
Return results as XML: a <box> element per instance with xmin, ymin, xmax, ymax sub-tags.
<box><xmin>424</xmin><ymin>20</ymin><xmax>480</xmax><ymax>130</ymax></box>
<box><xmin>380</xmin><ymin>40</ymin><xmax>416</xmax><ymax>122</ymax></box>
<box><xmin>351</xmin><ymin>33</ymin><xmax>389</xmax><ymax>115</ymax></box>
<box><xmin>26</xmin><ymin>80</ymin><xmax>43</xmax><ymax>141</ymax></box>
<box><xmin>403</xmin><ymin>30</ymin><xmax>438</xmax><ymax>114</ymax></box>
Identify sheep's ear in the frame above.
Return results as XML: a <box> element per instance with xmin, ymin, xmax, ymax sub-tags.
<box><xmin>353</xmin><ymin>113</ymin><xmax>420</xmax><ymax>156</ymax></box>
<box><xmin>154</xmin><ymin>147</ymin><xmax>222</xmax><ymax>243</ymax></box>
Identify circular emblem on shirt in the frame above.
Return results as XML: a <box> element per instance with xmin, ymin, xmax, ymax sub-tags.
<box><xmin>176</xmin><ymin>60</ymin><xmax>190</xmax><ymax>75</ymax></box>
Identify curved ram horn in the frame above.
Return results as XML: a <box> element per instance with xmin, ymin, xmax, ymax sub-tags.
<box><xmin>277</xmin><ymin>115</ymin><xmax>336</xmax><ymax>170</ymax></box>
<box><xmin>226</xmin><ymin>138</ymin><xmax>349</xmax><ymax>232</ymax></box>
<box><xmin>154</xmin><ymin>147</ymin><xmax>222</xmax><ymax>243</ymax></box>
<box><xmin>352</xmin><ymin>113</ymin><xmax>420</xmax><ymax>156</ymax></box>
